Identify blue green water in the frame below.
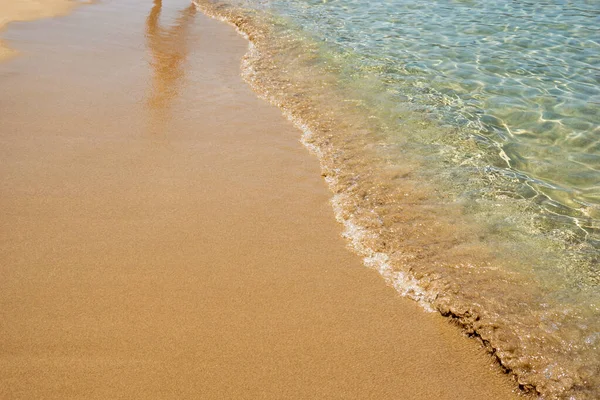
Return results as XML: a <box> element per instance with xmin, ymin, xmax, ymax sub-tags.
<box><xmin>268</xmin><ymin>0</ymin><xmax>600</xmax><ymax>234</ymax></box>
<box><xmin>197</xmin><ymin>0</ymin><xmax>599</xmax><ymax>397</ymax></box>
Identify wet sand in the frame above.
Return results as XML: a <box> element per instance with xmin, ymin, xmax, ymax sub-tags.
<box><xmin>0</xmin><ymin>1</ymin><xmax>521</xmax><ymax>398</ymax></box>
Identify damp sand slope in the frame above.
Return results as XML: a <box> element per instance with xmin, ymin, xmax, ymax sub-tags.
<box><xmin>0</xmin><ymin>1</ymin><xmax>520</xmax><ymax>398</ymax></box>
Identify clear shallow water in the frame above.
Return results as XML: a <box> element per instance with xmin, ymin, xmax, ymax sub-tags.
<box><xmin>266</xmin><ymin>0</ymin><xmax>600</xmax><ymax>238</ymax></box>
<box><xmin>196</xmin><ymin>0</ymin><xmax>599</xmax><ymax>398</ymax></box>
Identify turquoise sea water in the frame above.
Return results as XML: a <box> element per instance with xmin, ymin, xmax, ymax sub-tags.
<box><xmin>197</xmin><ymin>0</ymin><xmax>599</xmax><ymax>398</ymax></box>
<box><xmin>268</xmin><ymin>0</ymin><xmax>600</xmax><ymax>233</ymax></box>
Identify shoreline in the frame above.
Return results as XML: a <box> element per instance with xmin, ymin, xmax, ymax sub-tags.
<box><xmin>1</xmin><ymin>1</ymin><xmax>522</xmax><ymax>398</ymax></box>
<box><xmin>192</xmin><ymin>1</ymin><xmax>600</xmax><ymax>397</ymax></box>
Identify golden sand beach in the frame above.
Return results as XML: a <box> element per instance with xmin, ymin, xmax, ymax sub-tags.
<box><xmin>1</xmin><ymin>1</ymin><xmax>522</xmax><ymax>398</ymax></box>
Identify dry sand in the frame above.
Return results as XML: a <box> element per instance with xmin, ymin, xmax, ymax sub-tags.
<box><xmin>0</xmin><ymin>0</ymin><xmax>522</xmax><ymax>398</ymax></box>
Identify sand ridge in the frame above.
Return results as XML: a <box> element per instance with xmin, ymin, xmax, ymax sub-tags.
<box><xmin>0</xmin><ymin>0</ymin><xmax>81</xmax><ymax>60</ymax></box>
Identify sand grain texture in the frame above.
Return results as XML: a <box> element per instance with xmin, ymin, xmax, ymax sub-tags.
<box><xmin>0</xmin><ymin>1</ymin><xmax>521</xmax><ymax>398</ymax></box>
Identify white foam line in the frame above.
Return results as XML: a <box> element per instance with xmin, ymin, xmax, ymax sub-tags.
<box><xmin>195</xmin><ymin>0</ymin><xmax>436</xmax><ymax>313</ymax></box>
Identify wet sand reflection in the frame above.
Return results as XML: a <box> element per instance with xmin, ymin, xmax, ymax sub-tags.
<box><xmin>145</xmin><ymin>0</ymin><xmax>196</xmax><ymax>133</ymax></box>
